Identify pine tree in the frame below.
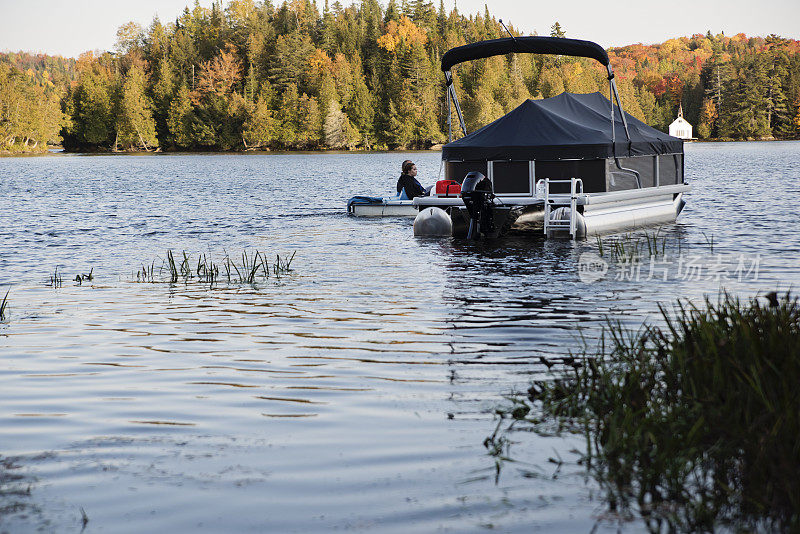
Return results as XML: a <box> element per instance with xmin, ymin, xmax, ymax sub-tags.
<box><xmin>275</xmin><ymin>83</ymin><xmax>300</xmax><ymax>147</ymax></box>
<box><xmin>117</xmin><ymin>65</ymin><xmax>159</xmax><ymax>150</ymax></box>
<box><xmin>269</xmin><ymin>32</ymin><xmax>315</xmax><ymax>91</ymax></box>
<box><xmin>384</xmin><ymin>98</ymin><xmax>413</xmax><ymax>148</ymax></box>
<box><xmin>344</xmin><ymin>60</ymin><xmax>374</xmax><ymax>143</ymax></box>
<box><xmin>765</xmin><ymin>45</ymin><xmax>791</xmax><ymax>136</ymax></box>
<box><xmin>152</xmin><ymin>58</ymin><xmax>176</xmax><ymax>143</ymax></box>
<box><xmin>167</xmin><ymin>84</ymin><xmax>194</xmax><ymax>148</ymax></box>
<box><xmin>242</xmin><ymin>93</ymin><xmax>276</xmax><ymax>148</ymax></box>
<box><xmin>75</xmin><ymin>70</ymin><xmax>116</xmax><ymax>147</ymax></box>
<box><xmin>550</xmin><ymin>21</ymin><xmax>565</xmax><ymax>38</ymax></box>
<box><xmin>298</xmin><ymin>93</ymin><xmax>321</xmax><ymax>147</ymax></box>
<box><xmin>637</xmin><ymin>87</ymin><xmax>657</xmax><ymax>125</ymax></box>
<box><xmin>384</xmin><ymin>0</ymin><xmax>400</xmax><ymax>23</ymax></box>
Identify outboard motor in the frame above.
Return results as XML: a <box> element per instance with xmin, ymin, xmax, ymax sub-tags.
<box><xmin>460</xmin><ymin>171</ymin><xmax>495</xmax><ymax>239</ymax></box>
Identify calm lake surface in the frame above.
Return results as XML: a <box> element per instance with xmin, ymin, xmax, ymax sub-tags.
<box><xmin>1</xmin><ymin>142</ymin><xmax>799</xmax><ymax>532</ymax></box>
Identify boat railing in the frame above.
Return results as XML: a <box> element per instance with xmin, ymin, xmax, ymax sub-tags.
<box><xmin>543</xmin><ymin>178</ymin><xmax>583</xmax><ymax>239</ymax></box>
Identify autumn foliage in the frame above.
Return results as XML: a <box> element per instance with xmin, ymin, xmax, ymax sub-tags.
<box><xmin>2</xmin><ymin>1</ymin><xmax>800</xmax><ymax>152</ymax></box>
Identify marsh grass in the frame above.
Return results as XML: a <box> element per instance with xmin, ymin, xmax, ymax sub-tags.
<box><xmin>47</xmin><ymin>266</ymin><xmax>62</xmax><ymax>288</ymax></box>
<box><xmin>0</xmin><ymin>290</ymin><xmax>9</xmax><ymax>321</ymax></box>
<box><xmin>595</xmin><ymin>229</ymin><xmax>716</xmax><ymax>266</ymax></box>
<box><xmin>137</xmin><ymin>250</ymin><xmax>295</xmax><ymax>285</ymax></box>
<box><xmin>701</xmin><ymin>231</ymin><xmax>715</xmax><ymax>253</ymax></box>
<box><xmin>595</xmin><ymin>229</ymin><xmax>673</xmax><ymax>263</ymax></box>
<box><xmin>515</xmin><ymin>291</ymin><xmax>800</xmax><ymax>531</ymax></box>
<box><xmin>74</xmin><ymin>268</ymin><xmax>93</xmax><ymax>285</ymax></box>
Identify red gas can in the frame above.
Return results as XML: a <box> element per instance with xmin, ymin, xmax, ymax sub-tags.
<box><xmin>435</xmin><ymin>180</ymin><xmax>461</xmax><ymax>197</ymax></box>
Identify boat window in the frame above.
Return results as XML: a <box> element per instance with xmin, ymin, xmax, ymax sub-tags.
<box><xmin>490</xmin><ymin>161</ymin><xmax>531</xmax><ymax>195</ymax></box>
<box><xmin>606</xmin><ymin>156</ymin><xmax>656</xmax><ymax>189</ymax></box>
<box><xmin>658</xmin><ymin>154</ymin><xmax>680</xmax><ymax>185</ymax></box>
<box><xmin>445</xmin><ymin>161</ymin><xmax>488</xmax><ymax>183</ymax></box>
<box><xmin>535</xmin><ymin>159</ymin><xmax>606</xmax><ymax>193</ymax></box>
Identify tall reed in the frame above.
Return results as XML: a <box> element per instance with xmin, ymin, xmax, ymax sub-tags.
<box><xmin>136</xmin><ymin>250</ymin><xmax>296</xmax><ymax>285</ymax></box>
<box><xmin>47</xmin><ymin>266</ymin><xmax>62</xmax><ymax>287</ymax></box>
<box><xmin>595</xmin><ymin>229</ymin><xmax>676</xmax><ymax>263</ymax></box>
<box><xmin>527</xmin><ymin>291</ymin><xmax>800</xmax><ymax>531</ymax></box>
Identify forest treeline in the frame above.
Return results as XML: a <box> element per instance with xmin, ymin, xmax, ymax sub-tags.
<box><xmin>2</xmin><ymin>0</ymin><xmax>800</xmax><ymax>153</ymax></box>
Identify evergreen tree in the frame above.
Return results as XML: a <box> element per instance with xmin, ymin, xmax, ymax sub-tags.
<box><xmin>117</xmin><ymin>65</ymin><xmax>159</xmax><ymax>150</ymax></box>
<box><xmin>345</xmin><ymin>61</ymin><xmax>375</xmax><ymax>146</ymax></box>
<box><xmin>720</xmin><ymin>57</ymin><xmax>770</xmax><ymax>138</ymax></box>
<box><xmin>298</xmin><ymin>93</ymin><xmax>321</xmax><ymax>147</ymax></box>
<box><xmin>384</xmin><ymin>0</ymin><xmax>400</xmax><ymax>23</ymax></box>
<box><xmin>269</xmin><ymin>32</ymin><xmax>315</xmax><ymax>91</ymax></box>
<box><xmin>70</xmin><ymin>68</ymin><xmax>116</xmax><ymax>148</ymax></box>
<box><xmin>167</xmin><ymin>84</ymin><xmax>195</xmax><ymax>148</ymax></box>
<box><xmin>241</xmin><ymin>86</ymin><xmax>277</xmax><ymax>149</ymax></box>
<box><xmin>550</xmin><ymin>21</ymin><xmax>565</xmax><ymax>38</ymax></box>
<box><xmin>384</xmin><ymin>97</ymin><xmax>414</xmax><ymax>147</ymax></box>
<box><xmin>275</xmin><ymin>83</ymin><xmax>300</xmax><ymax>147</ymax></box>
<box><xmin>637</xmin><ymin>87</ymin><xmax>657</xmax><ymax>125</ymax></box>
<box><xmin>764</xmin><ymin>42</ymin><xmax>792</xmax><ymax>136</ymax></box>
<box><xmin>152</xmin><ymin>58</ymin><xmax>176</xmax><ymax>144</ymax></box>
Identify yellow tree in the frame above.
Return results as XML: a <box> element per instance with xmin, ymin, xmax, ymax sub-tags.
<box><xmin>561</xmin><ymin>60</ymin><xmax>599</xmax><ymax>94</ymax></box>
<box><xmin>697</xmin><ymin>98</ymin><xmax>718</xmax><ymax>138</ymax></box>
<box><xmin>195</xmin><ymin>45</ymin><xmax>243</xmax><ymax>98</ymax></box>
<box><xmin>538</xmin><ymin>66</ymin><xmax>565</xmax><ymax>98</ymax></box>
<box><xmin>191</xmin><ymin>45</ymin><xmax>245</xmax><ymax>149</ymax></box>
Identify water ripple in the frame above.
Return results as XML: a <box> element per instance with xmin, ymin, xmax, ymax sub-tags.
<box><xmin>1</xmin><ymin>144</ymin><xmax>799</xmax><ymax>532</ymax></box>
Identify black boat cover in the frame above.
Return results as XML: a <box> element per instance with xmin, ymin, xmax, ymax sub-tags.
<box><xmin>441</xmin><ymin>36</ymin><xmax>610</xmax><ymax>72</ymax></box>
<box><xmin>441</xmin><ymin>92</ymin><xmax>683</xmax><ymax>161</ymax></box>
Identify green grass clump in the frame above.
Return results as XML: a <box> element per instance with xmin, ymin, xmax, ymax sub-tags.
<box><xmin>529</xmin><ymin>291</ymin><xmax>800</xmax><ymax>531</ymax></box>
<box><xmin>136</xmin><ymin>250</ymin><xmax>296</xmax><ymax>285</ymax></box>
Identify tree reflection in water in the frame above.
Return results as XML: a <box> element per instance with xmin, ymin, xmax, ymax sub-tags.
<box><xmin>0</xmin><ymin>457</ymin><xmax>33</xmax><ymax>520</ymax></box>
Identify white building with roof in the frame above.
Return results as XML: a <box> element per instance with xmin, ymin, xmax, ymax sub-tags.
<box><xmin>669</xmin><ymin>104</ymin><xmax>693</xmax><ymax>139</ymax></box>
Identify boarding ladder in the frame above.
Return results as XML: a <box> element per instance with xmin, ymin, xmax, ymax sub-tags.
<box><xmin>543</xmin><ymin>178</ymin><xmax>583</xmax><ymax>239</ymax></box>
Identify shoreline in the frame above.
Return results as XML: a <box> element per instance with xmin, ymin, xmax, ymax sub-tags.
<box><xmin>3</xmin><ymin>138</ymin><xmax>799</xmax><ymax>157</ymax></box>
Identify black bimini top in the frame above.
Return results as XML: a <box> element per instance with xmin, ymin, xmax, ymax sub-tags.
<box><xmin>441</xmin><ymin>92</ymin><xmax>683</xmax><ymax>161</ymax></box>
<box><xmin>441</xmin><ymin>36</ymin><xmax>610</xmax><ymax>72</ymax></box>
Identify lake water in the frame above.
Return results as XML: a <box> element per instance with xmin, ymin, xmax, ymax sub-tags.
<box><xmin>1</xmin><ymin>142</ymin><xmax>799</xmax><ymax>532</ymax></box>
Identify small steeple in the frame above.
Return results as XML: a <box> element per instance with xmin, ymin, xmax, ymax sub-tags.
<box><xmin>677</xmin><ymin>103</ymin><xmax>684</xmax><ymax>118</ymax></box>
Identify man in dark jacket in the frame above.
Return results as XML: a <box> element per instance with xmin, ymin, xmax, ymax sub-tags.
<box><xmin>397</xmin><ymin>160</ymin><xmax>426</xmax><ymax>199</ymax></box>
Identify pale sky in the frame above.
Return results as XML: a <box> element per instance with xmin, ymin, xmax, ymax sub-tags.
<box><xmin>1</xmin><ymin>0</ymin><xmax>799</xmax><ymax>58</ymax></box>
